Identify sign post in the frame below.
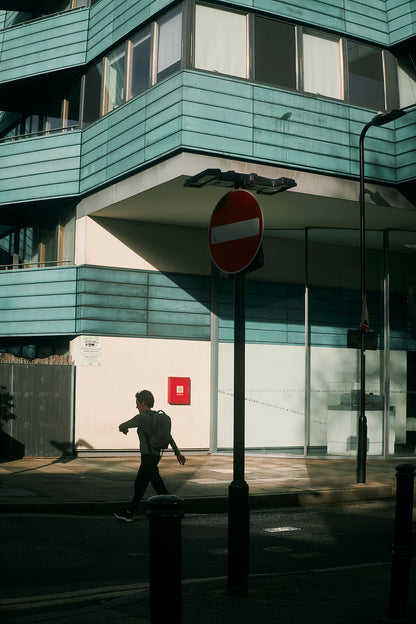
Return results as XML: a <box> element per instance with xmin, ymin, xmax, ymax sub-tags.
<box><xmin>209</xmin><ymin>189</ymin><xmax>263</xmax><ymax>596</ymax></box>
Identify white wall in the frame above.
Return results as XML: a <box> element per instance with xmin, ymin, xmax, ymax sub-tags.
<box><xmin>217</xmin><ymin>343</ymin><xmax>305</xmax><ymax>449</ymax></box>
<box><xmin>70</xmin><ymin>336</ymin><xmax>211</xmax><ymax>452</ymax></box>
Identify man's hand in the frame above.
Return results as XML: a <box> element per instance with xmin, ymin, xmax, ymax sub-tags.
<box><xmin>119</xmin><ymin>426</ymin><xmax>128</xmax><ymax>435</ymax></box>
<box><xmin>177</xmin><ymin>454</ymin><xmax>186</xmax><ymax>466</ymax></box>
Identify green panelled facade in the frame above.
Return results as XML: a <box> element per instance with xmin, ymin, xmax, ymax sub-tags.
<box><xmin>0</xmin><ymin>1</ymin><xmax>414</xmax><ymax>205</ymax></box>
<box><xmin>0</xmin><ymin>9</ymin><xmax>89</xmax><ymax>83</ymax></box>
<box><xmin>0</xmin><ymin>71</ymin><xmax>411</xmax><ymax>206</ymax></box>
<box><xmin>0</xmin><ymin>265</ymin><xmax>211</xmax><ymax>339</ymax></box>
<box><xmin>0</xmin><ymin>131</ymin><xmax>82</xmax><ymax>203</ymax></box>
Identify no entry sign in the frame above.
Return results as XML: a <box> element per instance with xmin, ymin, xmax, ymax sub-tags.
<box><xmin>208</xmin><ymin>190</ymin><xmax>264</xmax><ymax>274</ymax></box>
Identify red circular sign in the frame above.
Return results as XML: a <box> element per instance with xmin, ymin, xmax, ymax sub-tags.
<box><xmin>208</xmin><ymin>190</ymin><xmax>264</xmax><ymax>274</ymax></box>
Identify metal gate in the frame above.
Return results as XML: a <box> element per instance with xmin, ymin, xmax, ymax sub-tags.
<box><xmin>0</xmin><ymin>360</ymin><xmax>74</xmax><ymax>458</ymax></box>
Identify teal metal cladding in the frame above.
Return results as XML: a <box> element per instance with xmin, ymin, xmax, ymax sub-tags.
<box><xmin>219</xmin><ymin>278</ymin><xmax>305</xmax><ymax>345</ymax></box>
<box><xmin>0</xmin><ymin>265</ymin><xmax>211</xmax><ymax>339</ymax></box>
<box><xmin>1</xmin><ymin>70</ymin><xmax>410</xmax><ymax>207</ymax></box>
<box><xmin>0</xmin><ymin>265</ymin><xmax>415</xmax><ymax>349</ymax></box>
<box><xmin>0</xmin><ymin>131</ymin><xmax>82</xmax><ymax>204</ymax></box>
<box><xmin>80</xmin><ymin>70</ymin><xmax>411</xmax><ymax>196</ymax></box>
<box><xmin>76</xmin><ymin>265</ymin><xmax>211</xmax><ymax>339</ymax></box>
<box><xmin>0</xmin><ymin>8</ymin><xmax>89</xmax><ymax>84</ymax></box>
<box><xmin>0</xmin><ymin>266</ymin><xmax>78</xmax><ymax>336</ymax></box>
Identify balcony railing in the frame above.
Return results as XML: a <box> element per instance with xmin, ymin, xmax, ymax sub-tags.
<box><xmin>0</xmin><ymin>125</ymin><xmax>80</xmax><ymax>144</ymax></box>
<box><xmin>0</xmin><ymin>260</ymin><xmax>74</xmax><ymax>271</ymax></box>
<box><xmin>0</xmin><ymin>4</ymin><xmax>88</xmax><ymax>30</ymax></box>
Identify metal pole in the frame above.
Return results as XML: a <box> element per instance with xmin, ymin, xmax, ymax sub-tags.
<box><xmin>357</xmin><ymin>122</ymin><xmax>371</xmax><ymax>484</ymax></box>
<box><xmin>228</xmin><ymin>270</ymin><xmax>250</xmax><ymax>596</ymax></box>
<box><xmin>388</xmin><ymin>464</ymin><xmax>415</xmax><ymax>620</ymax></box>
<box><xmin>147</xmin><ymin>495</ymin><xmax>184</xmax><ymax>624</ymax></box>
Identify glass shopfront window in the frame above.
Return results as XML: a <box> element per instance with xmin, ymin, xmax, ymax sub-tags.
<box><xmin>388</xmin><ymin>231</ymin><xmax>416</xmax><ymax>456</ymax></box>
<box><xmin>307</xmin><ymin>229</ymin><xmax>385</xmax><ymax>456</ymax></box>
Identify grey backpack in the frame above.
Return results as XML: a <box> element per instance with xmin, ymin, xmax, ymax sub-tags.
<box><xmin>148</xmin><ymin>410</ymin><xmax>172</xmax><ymax>450</ymax></box>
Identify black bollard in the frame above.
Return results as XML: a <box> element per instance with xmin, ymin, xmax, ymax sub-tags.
<box><xmin>147</xmin><ymin>495</ymin><xmax>184</xmax><ymax>624</ymax></box>
<box><xmin>388</xmin><ymin>464</ymin><xmax>415</xmax><ymax>620</ymax></box>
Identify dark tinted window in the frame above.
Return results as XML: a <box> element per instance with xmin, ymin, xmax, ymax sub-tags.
<box><xmin>254</xmin><ymin>17</ymin><xmax>296</xmax><ymax>89</ymax></box>
<box><xmin>83</xmin><ymin>62</ymin><xmax>103</xmax><ymax>125</ymax></box>
<box><xmin>131</xmin><ymin>28</ymin><xmax>152</xmax><ymax>98</ymax></box>
<box><xmin>67</xmin><ymin>80</ymin><xmax>81</xmax><ymax>127</ymax></box>
<box><xmin>347</xmin><ymin>42</ymin><xmax>384</xmax><ymax>109</ymax></box>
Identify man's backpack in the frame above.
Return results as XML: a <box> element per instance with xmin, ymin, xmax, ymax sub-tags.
<box><xmin>148</xmin><ymin>410</ymin><xmax>171</xmax><ymax>450</ymax></box>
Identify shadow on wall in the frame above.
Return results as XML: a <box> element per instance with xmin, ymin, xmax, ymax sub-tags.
<box><xmin>0</xmin><ymin>385</ymin><xmax>24</xmax><ymax>462</ymax></box>
<box><xmin>93</xmin><ymin>218</ymin><xmax>212</xmax><ymax>275</ymax></box>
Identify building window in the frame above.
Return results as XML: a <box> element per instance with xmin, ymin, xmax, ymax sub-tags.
<box><xmin>302</xmin><ymin>31</ymin><xmax>343</xmax><ymax>100</ymax></box>
<box><xmin>156</xmin><ymin>7</ymin><xmax>183</xmax><ymax>82</ymax></box>
<box><xmin>104</xmin><ymin>45</ymin><xmax>126</xmax><ymax>113</ymax></box>
<box><xmin>195</xmin><ymin>5</ymin><xmax>248</xmax><ymax>79</ymax></box>
<box><xmin>347</xmin><ymin>42</ymin><xmax>385</xmax><ymax>110</ymax></box>
<box><xmin>397</xmin><ymin>57</ymin><xmax>416</xmax><ymax>108</ymax></box>
<box><xmin>254</xmin><ymin>16</ymin><xmax>297</xmax><ymax>89</ymax></box>
<box><xmin>46</xmin><ymin>97</ymin><xmax>64</xmax><ymax>132</ymax></box>
<box><xmin>130</xmin><ymin>27</ymin><xmax>152</xmax><ymax>98</ymax></box>
<box><xmin>64</xmin><ymin>79</ymin><xmax>81</xmax><ymax>129</ymax></box>
<box><xmin>82</xmin><ymin>61</ymin><xmax>103</xmax><ymax>126</ymax></box>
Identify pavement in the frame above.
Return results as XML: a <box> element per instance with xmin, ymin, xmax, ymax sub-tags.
<box><xmin>1</xmin><ymin>453</ymin><xmax>416</xmax><ymax>623</ymax></box>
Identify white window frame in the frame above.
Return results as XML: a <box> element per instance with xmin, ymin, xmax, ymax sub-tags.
<box><xmin>154</xmin><ymin>6</ymin><xmax>183</xmax><ymax>84</ymax></box>
<box><xmin>194</xmin><ymin>4</ymin><xmax>249</xmax><ymax>79</ymax></box>
<box><xmin>301</xmin><ymin>29</ymin><xmax>344</xmax><ymax>101</ymax></box>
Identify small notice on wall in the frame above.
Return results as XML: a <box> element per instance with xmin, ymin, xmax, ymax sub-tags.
<box><xmin>80</xmin><ymin>336</ymin><xmax>102</xmax><ymax>366</ymax></box>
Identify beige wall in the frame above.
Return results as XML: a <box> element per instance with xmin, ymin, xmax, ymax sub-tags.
<box><xmin>71</xmin><ymin>336</ymin><xmax>211</xmax><ymax>452</ymax></box>
<box><xmin>75</xmin><ymin>215</ymin><xmax>211</xmax><ymax>274</ymax></box>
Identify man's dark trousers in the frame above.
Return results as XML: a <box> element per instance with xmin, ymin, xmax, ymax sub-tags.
<box><xmin>130</xmin><ymin>453</ymin><xmax>168</xmax><ymax>511</ymax></box>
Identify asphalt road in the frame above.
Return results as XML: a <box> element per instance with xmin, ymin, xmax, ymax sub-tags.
<box><xmin>1</xmin><ymin>500</ymin><xmax>412</xmax><ymax>603</ymax></box>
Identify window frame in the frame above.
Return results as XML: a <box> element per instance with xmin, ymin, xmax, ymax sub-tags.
<box><xmin>103</xmin><ymin>41</ymin><xmax>128</xmax><ymax>115</ymax></box>
<box><xmin>193</xmin><ymin>3</ymin><xmax>249</xmax><ymax>80</ymax></box>
<box><xmin>154</xmin><ymin>5</ymin><xmax>184</xmax><ymax>84</ymax></box>
<box><xmin>344</xmin><ymin>40</ymin><xmax>387</xmax><ymax>111</ymax></box>
<box><xmin>300</xmin><ymin>27</ymin><xmax>345</xmax><ymax>101</ymax></box>
<box><xmin>127</xmin><ymin>25</ymin><xmax>153</xmax><ymax>100</ymax></box>
<box><xmin>251</xmin><ymin>14</ymin><xmax>299</xmax><ymax>90</ymax></box>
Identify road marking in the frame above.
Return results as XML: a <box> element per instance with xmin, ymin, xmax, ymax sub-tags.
<box><xmin>265</xmin><ymin>546</ymin><xmax>293</xmax><ymax>553</ymax></box>
<box><xmin>264</xmin><ymin>527</ymin><xmax>300</xmax><ymax>533</ymax></box>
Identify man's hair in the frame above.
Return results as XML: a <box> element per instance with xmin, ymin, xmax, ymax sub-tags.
<box><xmin>135</xmin><ymin>389</ymin><xmax>154</xmax><ymax>408</ymax></box>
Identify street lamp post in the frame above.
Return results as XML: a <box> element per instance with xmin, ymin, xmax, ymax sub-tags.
<box><xmin>357</xmin><ymin>108</ymin><xmax>408</xmax><ymax>484</ymax></box>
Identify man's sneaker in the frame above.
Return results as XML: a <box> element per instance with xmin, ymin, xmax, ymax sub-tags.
<box><xmin>114</xmin><ymin>510</ymin><xmax>133</xmax><ymax>522</ymax></box>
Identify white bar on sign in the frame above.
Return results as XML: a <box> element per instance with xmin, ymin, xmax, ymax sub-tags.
<box><xmin>211</xmin><ymin>218</ymin><xmax>259</xmax><ymax>244</ymax></box>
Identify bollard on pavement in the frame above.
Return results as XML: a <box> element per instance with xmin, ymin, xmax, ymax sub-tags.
<box><xmin>147</xmin><ymin>495</ymin><xmax>184</xmax><ymax>624</ymax></box>
<box><xmin>388</xmin><ymin>463</ymin><xmax>415</xmax><ymax>620</ymax></box>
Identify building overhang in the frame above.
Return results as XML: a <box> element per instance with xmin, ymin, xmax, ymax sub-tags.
<box><xmin>76</xmin><ymin>152</ymin><xmax>416</xmax><ymax>234</ymax></box>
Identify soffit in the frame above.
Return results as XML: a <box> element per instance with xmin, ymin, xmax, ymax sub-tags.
<box><xmin>77</xmin><ymin>153</ymin><xmax>416</xmax><ymax>234</ymax></box>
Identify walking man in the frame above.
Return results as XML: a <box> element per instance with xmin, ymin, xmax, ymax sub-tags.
<box><xmin>114</xmin><ymin>389</ymin><xmax>186</xmax><ymax>522</ymax></box>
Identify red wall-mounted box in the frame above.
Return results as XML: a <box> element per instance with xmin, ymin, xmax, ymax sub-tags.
<box><xmin>168</xmin><ymin>377</ymin><xmax>191</xmax><ymax>405</ymax></box>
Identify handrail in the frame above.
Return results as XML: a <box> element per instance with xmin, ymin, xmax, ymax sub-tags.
<box><xmin>0</xmin><ymin>6</ymin><xmax>87</xmax><ymax>33</ymax></box>
<box><xmin>0</xmin><ymin>124</ymin><xmax>80</xmax><ymax>144</ymax></box>
<box><xmin>0</xmin><ymin>260</ymin><xmax>74</xmax><ymax>270</ymax></box>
